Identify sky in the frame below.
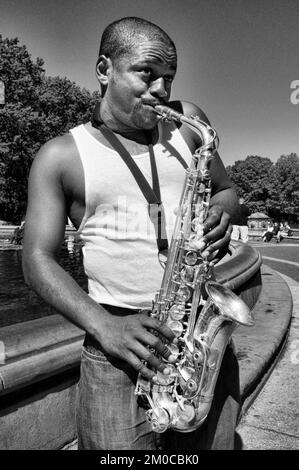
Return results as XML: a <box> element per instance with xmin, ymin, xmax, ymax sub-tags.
<box><xmin>1</xmin><ymin>0</ymin><xmax>298</xmax><ymax>166</ymax></box>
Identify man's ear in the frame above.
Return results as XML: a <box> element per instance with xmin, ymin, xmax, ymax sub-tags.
<box><xmin>96</xmin><ymin>55</ymin><xmax>112</xmax><ymax>86</ymax></box>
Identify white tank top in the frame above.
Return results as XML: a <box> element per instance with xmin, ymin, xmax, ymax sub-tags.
<box><xmin>70</xmin><ymin>121</ymin><xmax>193</xmax><ymax>309</ymax></box>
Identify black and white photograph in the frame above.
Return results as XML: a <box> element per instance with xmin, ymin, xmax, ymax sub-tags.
<box><xmin>0</xmin><ymin>0</ymin><xmax>298</xmax><ymax>453</ymax></box>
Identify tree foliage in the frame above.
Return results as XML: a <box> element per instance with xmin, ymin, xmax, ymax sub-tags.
<box><xmin>274</xmin><ymin>153</ymin><xmax>299</xmax><ymax>222</ymax></box>
<box><xmin>37</xmin><ymin>76</ymin><xmax>98</xmax><ymax>139</ymax></box>
<box><xmin>0</xmin><ymin>35</ymin><xmax>100</xmax><ymax>223</ymax></box>
<box><xmin>227</xmin><ymin>154</ymin><xmax>299</xmax><ymax>223</ymax></box>
<box><xmin>0</xmin><ymin>36</ymin><xmax>45</xmax><ymax>106</ymax></box>
<box><xmin>0</xmin><ymin>104</ymin><xmax>44</xmax><ymax>220</ymax></box>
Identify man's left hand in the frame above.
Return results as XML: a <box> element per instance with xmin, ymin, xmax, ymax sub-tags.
<box><xmin>200</xmin><ymin>205</ymin><xmax>232</xmax><ymax>260</ymax></box>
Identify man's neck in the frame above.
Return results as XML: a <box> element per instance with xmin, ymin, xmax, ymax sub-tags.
<box><xmin>91</xmin><ymin>100</ymin><xmax>159</xmax><ymax>150</ymax></box>
<box><xmin>111</xmin><ymin>127</ymin><xmax>158</xmax><ymax>146</ymax></box>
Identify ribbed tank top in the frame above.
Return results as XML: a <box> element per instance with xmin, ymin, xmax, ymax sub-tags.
<box><xmin>70</xmin><ymin>121</ymin><xmax>193</xmax><ymax>309</ymax></box>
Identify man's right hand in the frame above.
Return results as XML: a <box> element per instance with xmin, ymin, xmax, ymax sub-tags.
<box><xmin>97</xmin><ymin>310</ymin><xmax>176</xmax><ymax>383</ymax></box>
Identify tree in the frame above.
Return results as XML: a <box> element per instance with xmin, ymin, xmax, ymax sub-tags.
<box><xmin>0</xmin><ymin>36</ymin><xmax>45</xmax><ymax>221</ymax></box>
<box><xmin>0</xmin><ymin>35</ymin><xmax>100</xmax><ymax>223</ymax></box>
<box><xmin>226</xmin><ymin>156</ymin><xmax>278</xmax><ymax>214</ymax></box>
<box><xmin>274</xmin><ymin>153</ymin><xmax>299</xmax><ymax>223</ymax></box>
<box><xmin>37</xmin><ymin>76</ymin><xmax>99</xmax><ymax>139</ymax></box>
<box><xmin>0</xmin><ymin>104</ymin><xmax>45</xmax><ymax>221</ymax></box>
<box><xmin>226</xmin><ymin>154</ymin><xmax>299</xmax><ymax>223</ymax></box>
<box><xmin>0</xmin><ymin>35</ymin><xmax>45</xmax><ymax>106</ymax></box>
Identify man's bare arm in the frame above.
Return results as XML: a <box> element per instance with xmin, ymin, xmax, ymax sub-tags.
<box><xmin>22</xmin><ymin>137</ymin><xmax>174</xmax><ymax>381</ymax></box>
<box><xmin>22</xmin><ymin>137</ymin><xmax>107</xmax><ymax>336</ymax></box>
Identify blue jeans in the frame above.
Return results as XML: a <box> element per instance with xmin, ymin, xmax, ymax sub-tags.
<box><xmin>76</xmin><ymin>331</ymin><xmax>240</xmax><ymax>450</ymax></box>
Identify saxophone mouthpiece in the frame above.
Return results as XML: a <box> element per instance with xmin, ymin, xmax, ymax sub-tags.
<box><xmin>154</xmin><ymin>105</ymin><xmax>183</xmax><ymax>122</ymax></box>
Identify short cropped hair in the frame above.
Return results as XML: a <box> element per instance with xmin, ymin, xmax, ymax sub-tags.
<box><xmin>98</xmin><ymin>17</ymin><xmax>176</xmax><ymax>64</ymax></box>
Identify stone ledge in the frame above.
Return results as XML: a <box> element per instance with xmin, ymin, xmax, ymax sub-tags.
<box><xmin>0</xmin><ymin>315</ymin><xmax>84</xmax><ymax>395</ymax></box>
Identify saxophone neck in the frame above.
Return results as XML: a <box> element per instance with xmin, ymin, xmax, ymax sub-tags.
<box><xmin>154</xmin><ymin>104</ymin><xmax>218</xmax><ymax>152</ymax></box>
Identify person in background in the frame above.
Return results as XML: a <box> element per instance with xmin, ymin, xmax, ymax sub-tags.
<box><xmin>262</xmin><ymin>221</ymin><xmax>283</xmax><ymax>243</ymax></box>
<box><xmin>262</xmin><ymin>221</ymin><xmax>274</xmax><ymax>242</ymax></box>
<box><xmin>281</xmin><ymin>221</ymin><xmax>293</xmax><ymax>237</ymax></box>
<box><xmin>231</xmin><ymin>197</ymin><xmax>250</xmax><ymax>243</ymax></box>
<box><xmin>273</xmin><ymin>221</ymin><xmax>283</xmax><ymax>243</ymax></box>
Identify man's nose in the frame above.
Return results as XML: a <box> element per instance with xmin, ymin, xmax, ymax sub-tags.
<box><xmin>149</xmin><ymin>77</ymin><xmax>168</xmax><ymax>98</ymax></box>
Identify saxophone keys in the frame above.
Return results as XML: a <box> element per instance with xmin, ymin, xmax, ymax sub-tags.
<box><xmin>178</xmin><ymin>367</ymin><xmax>201</xmax><ymax>398</ymax></box>
<box><xmin>191</xmin><ymin>212</ymin><xmax>204</xmax><ymax>230</ymax></box>
<box><xmin>185</xmin><ymin>250</ymin><xmax>198</xmax><ymax>266</ymax></box>
<box><xmin>188</xmin><ymin>234</ymin><xmax>206</xmax><ymax>251</ymax></box>
<box><xmin>196</xmin><ymin>182</ymin><xmax>206</xmax><ymax>194</ymax></box>
<box><xmin>168</xmin><ymin>343</ymin><xmax>180</xmax><ymax>362</ymax></box>
<box><xmin>175</xmin><ymin>285</ymin><xmax>191</xmax><ymax>302</ymax></box>
<box><xmin>166</xmin><ymin>319</ymin><xmax>184</xmax><ymax>337</ymax></box>
<box><xmin>193</xmin><ymin>350</ymin><xmax>204</xmax><ymax>364</ymax></box>
<box><xmin>191</xmin><ymin>217</ymin><xmax>200</xmax><ymax>232</ymax></box>
<box><xmin>186</xmin><ymin>378</ymin><xmax>198</xmax><ymax>393</ymax></box>
<box><xmin>178</xmin><ymin>364</ymin><xmax>195</xmax><ymax>382</ymax></box>
<box><xmin>147</xmin><ymin>407</ymin><xmax>170</xmax><ymax>433</ymax></box>
<box><xmin>168</xmin><ymin>303</ymin><xmax>185</xmax><ymax>320</ymax></box>
<box><xmin>155</xmin><ymin>366</ymin><xmax>176</xmax><ymax>386</ymax></box>
<box><xmin>180</xmin><ymin>265</ymin><xmax>194</xmax><ymax>282</ymax></box>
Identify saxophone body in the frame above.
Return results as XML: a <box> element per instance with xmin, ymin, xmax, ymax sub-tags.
<box><xmin>135</xmin><ymin>105</ymin><xmax>254</xmax><ymax>433</ymax></box>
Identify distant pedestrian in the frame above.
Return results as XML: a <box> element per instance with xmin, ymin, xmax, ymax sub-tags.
<box><xmin>281</xmin><ymin>221</ymin><xmax>293</xmax><ymax>237</ymax></box>
<box><xmin>231</xmin><ymin>197</ymin><xmax>250</xmax><ymax>243</ymax></box>
<box><xmin>262</xmin><ymin>221</ymin><xmax>274</xmax><ymax>242</ymax></box>
<box><xmin>273</xmin><ymin>222</ymin><xmax>283</xmax><ymax>243</ymax></box>
<box><xmin>263</xmin><ymin>221</ymin><xmax>283</xmax><ymax>243</ymax></box>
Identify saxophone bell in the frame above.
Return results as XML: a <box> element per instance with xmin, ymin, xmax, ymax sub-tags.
<box><xmin>205</xmin><ymin>281</ymin><xmax>254</xmax><ymax>326</ymax></box>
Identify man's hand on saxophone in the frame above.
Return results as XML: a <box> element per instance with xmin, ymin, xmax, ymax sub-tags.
<box><xmin>95</xmin><ymin>308</ymin><xmax>177</xmax><ymax>383</ymax></box>
<box><xmin>200</xmin><ymin>204</ymin><xmax>233</xmax><ymax>260</ymax></box>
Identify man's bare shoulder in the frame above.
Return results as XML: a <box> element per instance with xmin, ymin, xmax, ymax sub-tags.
<box><xmin>33</xmin><ymin>132</ymin><xmax>78</xmax><ymax>175</ymax></box>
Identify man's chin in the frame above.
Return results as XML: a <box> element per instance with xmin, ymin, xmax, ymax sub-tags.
<box><xmin>135</xmin><ymin>109</ymin><xmax>160</xmax><ymax>129</ymax></box>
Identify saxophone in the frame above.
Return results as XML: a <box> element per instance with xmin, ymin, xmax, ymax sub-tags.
<box><xmin>135</xmin><ymin>104</ymin><xmax>254</xmax><ymax>433</ymax></box>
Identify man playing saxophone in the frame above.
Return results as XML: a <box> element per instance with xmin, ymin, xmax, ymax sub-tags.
<box><xmin>22</xmin><ymin>17</ymin><xmax>240</xmax><ymax>450</ymax></box>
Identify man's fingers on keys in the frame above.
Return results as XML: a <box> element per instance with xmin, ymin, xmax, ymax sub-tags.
<box><xmin>153</xmin><ymin>341</ymin><xmax>177</xmax><ymax>363</ymax></box>
<box><xmin>140</xmin><ymin>330</ymin><xmax>171</xmax><ymax>358</ymax></box>
<box><xmin>129</xmin><ymin>350</ymin><xmax>163</xmax><ymax>383</ymax></box>
<box><xmin>201</xmin><ymin>224</ymin><xmax>232</xmax><ymax>258</ymax></box>
<box><xmin>133</xmin><ymin>341</ymin><xmax>170</xmax><ymax>372</ymax></box>
<box><xmin>203</xmin><ymin>206</ymin><xmax>223</xmax><ymax>233</ymax></box>
<box><xmin>203</xmin><ymin>213</ymin><xmax>230</xmax><ymax>244</ymax></box>
<box><xmin>135</xmin><ymin>359</ymin><xmax>157</xmax><ymax>383</ymax></box>
<box><xmin>143</xmin><ymin>316</ymin><xmax>175</xmax><ymax>342</ymax></box>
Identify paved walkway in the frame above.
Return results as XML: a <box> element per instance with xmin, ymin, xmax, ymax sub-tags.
<box><xmin>236</xmin><ymin>242</ymin><xmax>299</xmax><ymax>450</ymax></box>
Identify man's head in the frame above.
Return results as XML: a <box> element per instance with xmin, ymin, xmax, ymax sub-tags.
<box><xmin>97</xmin><ymin>17</ymin><xmax>176</xmax><ymax>71</ymax></box>
<box><xmin>96</xmin><ymin>17</ymin><xmax>177</xmax><ymax>130</ymax></box>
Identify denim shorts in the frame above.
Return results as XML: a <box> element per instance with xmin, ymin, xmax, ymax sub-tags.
<box><xmin>76</xmin><ymin>326</ymin><xmax>240</xmax><ymax>450</ymax></box>
<box><xmin>76</xmin><ymin>335</ymin><xmax>165</xmax><ymax>450</ymax></box>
